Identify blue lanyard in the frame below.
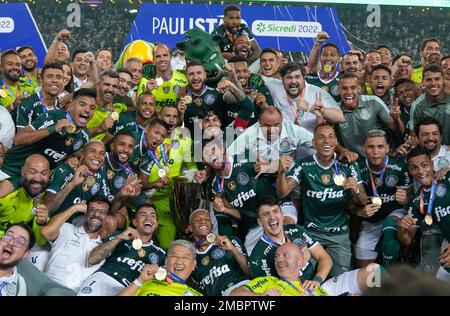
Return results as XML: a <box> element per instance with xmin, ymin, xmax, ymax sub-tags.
<box><xmin>160</xmin><ymin>144</ymin><xmax>168</xmax><ymax>167</ymax></box>
<box><xmin>215</xmin><ymin>176</ymin><xmax>224</xmax><ymax>194</ymax></box>
<box><xmin>333</xmin><ymin>160</ymin><xmax>341</xmax><ymax>175</ymax></box>
<box><xmin>167</xmin><ymin>271</ymin><xmax>186</xmax><ymax>285</ymax></box>
<box><xmin>261</xmin><ymin>234</ymin><xmax>287</xmax><ymax>246</ymax></box>
<box><xmin>421</xmin><ymin>179</ymin><xmax>437</xmax><ymax>216</ymax></box>
<box><xmin>2</xmin><ymin>84</ymin><xmax>18</xmax><ymax>98</ymax></box>
<box><xmin>134</xmin><ymin>113</ymin><xmax>144</xmax><ymax>134</ymax></box>
<box><xmin>142</xmin><ymin>136</ymin><xmax>163</xmax><ymax>170</ymax></box>
<box><xmin>110</xmin><ymin>154</ymin><xmax>134</xmax><ymax>175</ymax></box>
<box><xmin>194</xmin><ymin>238</ymin><xmax>206</xmax><ymax>249</ymax></box>
<box><xmin>0</xmin><ymin>282</ymin><xmax>8</xmax><ymax>296</ymax></box>
<box><xmin>369</xmin><ymin>156</ymin><xmax>388</xmax><ymax>197</ymax></box>
<box><xmin>66</xmin><ymin>111</ymin><xmax>74</xmax><ymax>124</ymax></box>
<box><xmin>281</xmin><ymin>279</ymin><xmax>309</xmax><ymax>296</ymax></box>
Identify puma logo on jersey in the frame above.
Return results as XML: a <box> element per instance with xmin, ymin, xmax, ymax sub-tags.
<box><xmin>306</xmin><ymin>188</ymin><xmax>344</xmax><ymax>201</ymax></box>
<box><xmin>199</xmin><ymin>265</ymin><xmax>231</xmax><ymax>288</ymax></box>
<box><xmin>231</xmin><ymin>189</ymin><xmax>256</xmax><ymax>208</ymax></box>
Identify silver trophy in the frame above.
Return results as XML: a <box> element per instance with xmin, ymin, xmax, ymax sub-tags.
<box><xmin>170</xmin><ymin>176</ymin><xmax>204</xmax><ymax>239</ymax></box>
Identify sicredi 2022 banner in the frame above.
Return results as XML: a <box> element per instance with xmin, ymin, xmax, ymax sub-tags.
<box><xmin>124</xmin><ymin>3</ymin><xmax>350</xmax><ymax>54</ymax></box>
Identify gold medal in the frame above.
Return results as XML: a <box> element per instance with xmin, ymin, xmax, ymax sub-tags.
<box><xmin>82</xmin><ymin>183</ymin><xmax>89</xmax><ymax>192</ymax></box>
<box><xmin>201</xmin><ymin>256</ymin><xmax>210</xmax><ymax>266</ymax></box>
<box><xmin>107</xmin><ymin>170</ymin><xmax>115</xmax><ymax>180</ymax></box>
<box><xmin>333</xmin><ymin>174</ymin><xmax>345</xmax><ymax>186</ymax></box>
<box><xmin>132</xmin><ymin>238</ymin><xmax>143</xmax><ymax>250</ymax></box>
<box><xmin>184</xmin><ymin>96</ymin><xmax>192</xmax><ymax>104</ymax></box>
<box><xmin>206</xmin><ymin>233</ymin><xmax>216</xmax><ymax>243</ymax></box>
<box><xmin>372</xmin><ymin>196</ymin><xmax>383</xmax><ymax>206</ymax></box>
<box><xmin>85</xmin><ymin>176</ymin><xmax>96</xmax><ymax>187</ymax></box>
<box><xmin>66</xmin><ymin>124</ymin><xmax>76</xmax><ymax>134</ymax></box>
<box><xmin>0</xmin><ymin>89</ymin><xmax>6</xmax><ymax>98</ymax></box>
<box><xmin>155</xmin><ymin>267</ymin><xmax>167</xmax><ymax>281</ymax></box>
<box><xmin>164</xmin><ymin>166</ymin><xmax>170</xmax><ymax>174</ymax></box>
<box><xmin>424</xmin><ymin>214</ymin><xmax>433</xmax><ymax>225</ymax></box>
<box><xmin>323</xmin><ymin>64</ymin><xmax>333</xmax><ymax>73</ymax></box>
<box><xmin>138</xmin><ymin>248</ymin><xmax>146</xmax><ymax>258</ymax></box>
<box><xmin>158</xmin><ymin>169</ymin><xmax>167</xmax><ymax>178</ymax></box>
<box><xmin>250</xmin><ymin>91</ymin><xmax>259</xmax><ymax>100</ymax></box>
<box><xmin>65</xmin><ymin>137</ymin><xmax>74</xmax><ymax>147</ymax></box>
<box><xmin>110</xmin><ymin>112</ymin><xmax>119</xmax><ymax>121</ymax></box>
<box><xmin>155</xmin><ymin>77</ymin><xmax>164</xmax><ymax>86</ymax></box>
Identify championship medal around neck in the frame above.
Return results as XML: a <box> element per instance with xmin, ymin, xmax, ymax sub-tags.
<box><xmin>0</xmin><ymin>89</ymin><xmax>6</xmax><ymax>98</ymax></box>
<box><xmin>184</xmin><ymin>95</ymin><xmax>192</xmax><ymax>104</ymax></box>
<box><xmin>85</xmin><ymin>176</ymin><xmax>96</xmax><ymax>187</ymax></box>
<box><xmin>323</xmin><ymin>64</ymin><xmax>333</xmax><ymax>73</ymax></box>
<box><xmin>132</xmin><ymin>238</ymin><xmax>143</xmax><ymax>250</ymax></box>
<box><xmin>424</xmin><ymin>214</ymin><xmax>433</xmax><ymax>226</ymax></box>
<box><xmin>155</xmin><ymin>77</ymin><xmax>164</xmax><ymax>86</ymax></box>
<box><xmin>110</xmin><ymin>112</ymin><xmax>119</xmax><ymax>121</ymax></box>
<box><xmin>372</xmin><ymin>196</ymin><xmax>383</xmax><ymax>206</ymax></box>
<box><xmin>66</xmin><ymin>123</ymin><xmax>77</xmax><ymax>134</ymax></box>
<box><xmin>206</xmin><ymin>233</ymin><xmax>216</xmax><ymax>243</ymax></box>
<box><xmin>158</xmin><ymin>168</ymin><xmax>167</xmax><ymax>178</ymax></box>
<box><xmin>333</xmin><ymin>174</ymin><xmax>345</xmax><ymax>186</ymax></box>
<box><xmin>155</xmin><ymin>267</ymin><xmax>167</xmax><ymax>281</ymax></box>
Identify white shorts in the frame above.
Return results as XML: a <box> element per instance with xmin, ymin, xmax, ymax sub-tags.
<box><xmin>77</xmin><ymin>272</ymin><xmax>125</xmax><ymax>296</ymax></box>
<box><xmin>28</xmin><ymin>243</ymin><xmax>52</xmax><ymax>272</ymax></box>
<box><xmin>322</xmin><ymin>269</ymin><xmax>361</xmax><ymax>296</ymax></box>
<box><xmin>222</xmin><ymin>279</ymin><xmax>250</xmax><ymax>296</ymax></box>
<box><xmin>355</xmin><ymin>209</ymin><xmax>405</xmax><ymax>260</ymax></box>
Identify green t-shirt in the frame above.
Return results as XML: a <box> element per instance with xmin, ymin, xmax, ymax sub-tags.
<box><xmin>211</xmin><ymin>23</ymin><xmax>255</xmax><ymax>53</ymax></box>
<box><xmin>207</xmin><ymin>153</ymin><xmax>277</xmax><ymax>231</ymax></box>
<box><xmin>109</xmin><ymin>111</ymin><xmax>145</xmax><ymax>142</ymax></box>
<box><xmin>46</xmin><ymin>162</ymin><xmax>111</xmax><ymax>217</ymax></box>
<box><xmin>249</xmin><ymin>224</ymin><xmax>318</xmax><ymax>280</ymax></box>
<box><xmin>190</xmin><ymin>236</ymin><xmax>247</xmax><ymax>296</ymax></box>
<box><xmin>135</xmin><ymin>279</ymin><xmax>202</xmax><ymax>296</ymax></box>
<box><xmin>245</xmin><ymin>276</ymin><xmax>328</xmax><ymax>296</ymax></box>
<box><xmin>304</xmin><ymin>72</ymin><xmax>341</xmax><ymax>103</ymax></box>
<box><xmin>2</xmin><ymin>109</ymin><xmax>90</xmax><ymax>178</ymax></box>
<box><xmin>16</xmin><ymin>92</ymin><xmax>60</xmax><ymax>128</ymax></box>
<box><xmin>358</xmin><ymin>156</ymin><xmax>412</xmax><ymax>223</ymax></box>
<box><xmin>287</xmin><ymin>155</ymin><xmax>362</xmax><ymax>235</ymax></box>
<box><xmin>98</xmin><ymin>235</ymin><xmax>166</xmax><ymax>287</ymax></box>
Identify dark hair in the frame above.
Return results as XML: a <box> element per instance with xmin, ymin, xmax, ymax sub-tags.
<box><xmin>87</xmin><ymin>195</ymin><xmax>112</xmax><ymax>212</ymax></box>
<box><xmin>260</xmin><ymin>48</ymin><xmax>278</xmax><ymax>58</ymax></box>
<box><xmin>117</xmin><ymin>67</ymin><xmax>133</xmax><ymax>78</ymax></box>
<box><xmin>0</xmin><ymin>49</ymin><xmax>20</xmax><ymax>63</ymax></box>
<box><xmin>73</xmin><ymin>88</ymin><xmax>97</xmax><ymax>101</ymax></box>
<box><xmin>41</xmin><ymin>62</ymin><xmax>64</xmax><ymax>78</ymax></box>
<box><xmin>394</xmin><ymin>78</ymin><xmax>415</xmax><ymax>92</ymax></box>
<box><xmin>114</xmin><ymin>130</ymin><xmax>136</xmax><ymax>142</ymax></box>
<box><xmin>339</xmin><ymin>71</ymin><xmax>359</xmax><ymax>81</ymax></box>
<box><xmin>423</xmin><ymin>64</ymin><xmax>443</xmax><ymax>78</ymax></box>
<box><xmin>415</xmin><ymin>117</ymin><xmax>442</xmax><ymax>137</ymax></box>
<box><xmin>147</xmin><ymin>118</ymin><xmax>170</xmax><ymax>131</ymax></box>
<box><xmin>259</xmin><ymin>106</ymin><xmax>282</xmax><ymax>120</ymax></box>
<box><xmin>313</xmin><ymin>121</ymin><xmax>335</xmax><ymax>136</ymax></box>
<box><xmin>366</xmin><ymin>49</ymin><xmax>381</xmax><ymax>58</ymax></box>
<box><xmin>198</xmin><ymin>108</ymin><xmax>220</xmax><ymax>120</ymax></box>
<box><xmin>17</xmin><ymin>46</ymin><xmax>35</xmax><ymax>55</ymax></box>
<box><xmin>224</xmin><ymin>4</ymin><xmax>241</xmax><ymax>15</ymax></box>
<box><xmin>60</xmin><ymin>61</ymin><xmax>74</xmax><ymax>94</ymax></box>
<box><xmin>257</xmin><ymin>195</ymin><xmax>280</xmax><ymax>216</ymax></box>
<box><xmin>124</xmin><ymin>57</ymin><xmax>142</xmax><ymax>66</ymax></box>
<box><xmin>376</xmin><ymin>45</ymin><xmax>393</xmax><ymax>54</ymax></box>
<box><xmin>420</xmin><ymin>38</ymin><xmax>440</xmax><ymax>53</ymax></box>
<box><xmin>321</xmin><ymin>43</ymin><xmax>340</xmax><ymax>55</ymax></box>
<box><xmin>186</xmin><ymin>61</ymin><xmax>204</xmax><ymax>72</ymax></box>
<box><xmin>100</xmin><ymin>69</ymin><xmax>120</xmax><ymax>81</ymax></box>
<box><xmin>137</xmin><ymin>91</ymin><xmax>156</xmax><ymax>104</ymax></box>
<box><xmin>370</xmin><ymin>64</ymin><xmax>392</xmax><ymax>76</ymax></box>
<box><xmin>391</xmin><ymin>53</ymin><xmax>412</xmax><ymax>66</ymax></box>
<box><xmin>441</xmin><ymin>55</ymin><xmax>450</xmax><ymax>63</ymax></box>
<box><xmin>137</xmin><ymin>203</ymin><xmax>157</xmax><ymax>214</ymax></box>
<box><xmin>407</xmin><ymin>147</ymin><xmax>431</xmax><ymax>163</ymax></box>
<box><xmin>71</xmin><ymin>48</ymin><xmax>89</xmax><ymax>62</ymax></box>
<box><xmin>5</xmin><ymin>223</ymin><xmax>35</xmax><ymax>250</ymax></box>
<box><xmin>95</xmin><ymin>48</ymin><xmax>113</xmax><ymax>60</ymax></box>
<box><xmin>343</xmin><ymin>51</ymin><xmax>363</xmax><ymax>62</ymax></box>
<box><xmin>279</xmin><ymin>62</ymin><xmax>305</xmax><ymax>77</ymax></box>
<box><xmin>228</xmin><ymin>55</ymin><xmax>248</xmax><ymax>64</ymax></box>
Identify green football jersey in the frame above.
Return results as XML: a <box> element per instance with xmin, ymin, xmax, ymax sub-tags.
<box><xmin>358</xmin><ymin>156</ymin><xmax>412</xmax><ymax>223</ymax></box>
<box><xmin>304</xmin><ymin>72</ymin><xmax>341</xmax><ymax>102</ymax></box>
<box><xmin>208</xmin><ymin>154</ymin><xmax>277</xmax><ymax>231</ymax></box>
<box><xmin>109</xmin><ymin>111</ymin><xmax>145</xmax><ymax>141</ymax></box>
<box><xmin>249</xmin><ymin>224</ymin><xmax>318</xmax><ymax>281</ymax></box>
<box><xmin>2</xmin><ymin>109</ymin><xmax>89</xmax><ymax>178</ymax></box>
<box><xmin>211</xmin><ymin>23</ymin><xmax>255</xmax><ymax>53</ymax></box>
<box><xmin>287</xmin><ymin>155</ymin><xmax>363</xmax><ymax>235</ymax></box>
<box><xmin>46</xmin><ymin>162</ymin><xmax>111</xmax><ymax>217</ymax></box>
<box><xmin>221</xmin><ymin>95</ymin><xmax>254</xmax><ymax>128</ymax></box>
<box><xmin>104</xmin><ymin>152</ymin><xmax>134</xmax><ymax>197</ymax></box>
<box><xmin>190</xmin><ymin>236</ymin><xmax>247</xmax><ymax>296</ymax></box>
<box><xmin>16</xmin><ymin>92</ymin><xmax>60</xmax><ymax>128</ymax></box>
<box><xmin>245</xmin><ymin>74</ymin><xmax>274</xmax><ymax>126</ymax></box>
<box><xmin>98</xmin><ymin>236</ymin><xmax>166</xmax><ymax>287</ymax></box>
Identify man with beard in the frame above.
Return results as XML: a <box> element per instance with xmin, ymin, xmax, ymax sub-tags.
<box><xmin>305</xmin><ymin>42</ymin><xmax>341</xmax><ymax>102</ymax></box>
<box><xmin>231</xmin><ymin>34</ymin><xmax>259</xmax><ymax>74</ymax></box>
<box><xmin>212</xmin><ymin>5</ymin><xmax>261</xmax><ymax>65</ymax></box>
<box><xmin>77</xmin><ymin>204</ymin><xmax>166</xmax><ymax>296</ymax></box>
<box><xmin>139</xmin><ymin>108</ymin><xmax>196</xmax><ymax>249</ymax></box>
<box><xmin>364</xmin><ymin>50</ymin><xmax>382</xmax><ymax>95</ymax></box>
<box><xmin>188</xmin><ymin>209</ymin><xmax>251</xmax><ymax>296</ymax></box>
<box><xmin>376</xmin><ymin>45</ymin><xmax>393</xmax><ymax>67</ymax></box>
<box><xmin>1</xmin><ymin>88</ymin><xmax>96</xmax><ymax>179</ymax></box>
<box><xmin>0</xmin><ymin>155</ymin><xmax>50</xmax><ymax>236</ymax></box>
<box><xmin>399</xmin><ymin>148</ymin><xmax>450</xmax><ymax>283</ymax></box>
<box><xmin>124</xmin><ymin>57</ymin><xmax>143</xmax><ymax>106</ymax></box>
<box><xmin>138</xmin><ymin>44</ymin><xmax>188</xmax><ymax>111</ymax></box>
<box><xmin>17</xmin><ymin>46</ymin><xmax>41</xmax><ymax>91</ymax></box>
<box><xmin>16</xmin><ymin>63</ymin><xmax>64</xmax><ymax>129</ymax></box>
<box><xmin>410</xmin><ymin>65</ymin><xmax>450</xmax><ymax>146</ymax></box>
<box><xmin>40</xmin><ymin>197</ymin><xmax>109</xmax><ymax>291</ymax></box>
<box><xmin>441</xmin><ymin>56</ymin><xmax>450</xmax><ymax>95</ymax></box>
<box><xmin>227</xmin><ymin>55</ymin><xmax>273</xmax><ymax>126</ymax></box>
<box><xmin>95</xmin><ymin>48</ymin><xmax>113</xmax><ymax>74</ymax></box>
<box><xmin>276</xmin><ymin>122</ymin><xmax>367</xmax><ymax>276</ymax></box>
<box><xmin>412</xmin><ymin>38</ymin><xmax>441</xmax><ymax>84</ymax></box>
<box><xmin>103</xmin><ymin>91</ymin><xmax>156</xmax><ymax>146</ymax></box>
<box><xmin>335</xmin><ymin>72</ymin><xmax>404</xmax><ymax>158</ymax></box>
<box><xmin>341</xmin><ymin>52</ymin><xmax>364</xmax><ymax>79</ymax></box>
<box><xmin>260</xmin><ymin>48</ymin><xmax>282</xmax><ymax>79</ymax></box>
<box><xmin>114</xmin><ymin>68</ymin><xmax>134</xmax><ymax>110</ymax></box>
<box><xmin>87</xmin><ymin>70</ymin><xmax>126</xmax><ymax>140</ymax></box>
<box><xmin>263</xmin><ymin>63</ymin><xmax>343</xmax><ymax>134</ymax></box>
<box><xmin>0</xmin><ymin>224</ymin><xmax>35</xmax><ymax>296</ymax></box>
<box><xmin>0</xmin><ymin>50</ymin><xmax>35</xmax><ymax>112</ymax></box>
<box><xmin>179</xmin><ymin>61</ymin><xmax>253</xmax><ymax>136</ymax></box>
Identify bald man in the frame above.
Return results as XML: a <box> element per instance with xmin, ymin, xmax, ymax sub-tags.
<box><xmin>231</xmin><ymin>243</ymin><xmax>382</xmax><ymax>296</ymax></box>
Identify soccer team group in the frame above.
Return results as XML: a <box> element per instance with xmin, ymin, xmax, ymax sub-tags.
<box><xmin>0</xmin><ymin>4</ymin><xmax>450</xmax><ymax>296</ymax></box>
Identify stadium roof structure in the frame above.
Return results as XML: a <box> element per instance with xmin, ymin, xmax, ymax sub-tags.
<box><xmin>242</xmin><ymin>0</ymin><xmax>449</xmax><ymax>7</ymax></box>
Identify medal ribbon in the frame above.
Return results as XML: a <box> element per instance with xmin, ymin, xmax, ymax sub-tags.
<box><xmin>332</xmin><ymin>160</ymin><xmax>342</xmax><ymax>176</ymax></box>
<box><xmin>285</xmin><ymin>88</ymin><xmax>306</xmax><ymax>121</ymax></box>
<box><xmin>2</xmin><ymin>83</ymin><xmax>20</xmax><ymax>99</ymax></box>
<box><xmin>194</xmin><ymin>238</ymin><xmax>206</xmax><ymax>250</ymax></box>
<box><xmin>167</xmin><ymin>271</ymin><xmax>186</xmax><ymax>285</ymax></box>
<box><xmin>215</xmin><ymin>176</ymin><xmax>225</xmax><ymax>194</ymax></box>
<box><xmin>65</xmin><ymin>111</ymin><xmax>74</xmax><ymax>124</ymax></box>
<box><xmin>0</xmin><ymin>282</ymin><xmax>8</xmax><ymax>296</ymax></box>
<box><xmin>159</xmin><ymin>142</ymin><xmax>172</xmax><ymax>169</ymax></box>
<box><xmin>110</xmin><ymin>154</ymin><xmax>134</xmax><ymax>175</ymax></box>
<box><xmin>225</xmin><ymin>28</ymin><xmax>242</xmax><ymax>45</ymax></box>
<box><xmin>143</xmin><ymin>136</ymin><xmax>163</xmax><ymax>171</ymax></box>
<box><xmin>369</xmin><ymin>157</ymin><xmax>388</xmax><ymax>198</ymax></box>
<box><xmin>37</xmin><ymin>91</ymin><xmax>59</xmax><ymax>113</ymax></box>
<box><xmin>281</xmin><ymin>279</ymin><xmax>309</xmax><ymax>296</ymax></box>
<box><xmin>420</xmin><ymin>178</ymin><xmax>437</xmax><ymax>216</ymax></box>
<box><xmin>134</xmin><ymin>112</ymin><xmax>144</xmax><ymax>134</ymax></box>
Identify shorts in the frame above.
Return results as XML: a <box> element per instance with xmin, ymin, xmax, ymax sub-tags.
<box><xmin>222</xmin><ymin>279</ymin><xmax>250</xmax><ymax>296</ymax></box>
<box><xmin>77</xmin><ymin>272</ymin><xmax>125</xmax><ymax>296</ymax></box>
<box><xmin>322</xmin><ymin>269</ymin><xmax>361</xmax><ymax>296</ymax></box>
<box><xmin>355</xmin><ymin>209</ymin><xmax>405</xmax><ymax>260</ymax></box>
